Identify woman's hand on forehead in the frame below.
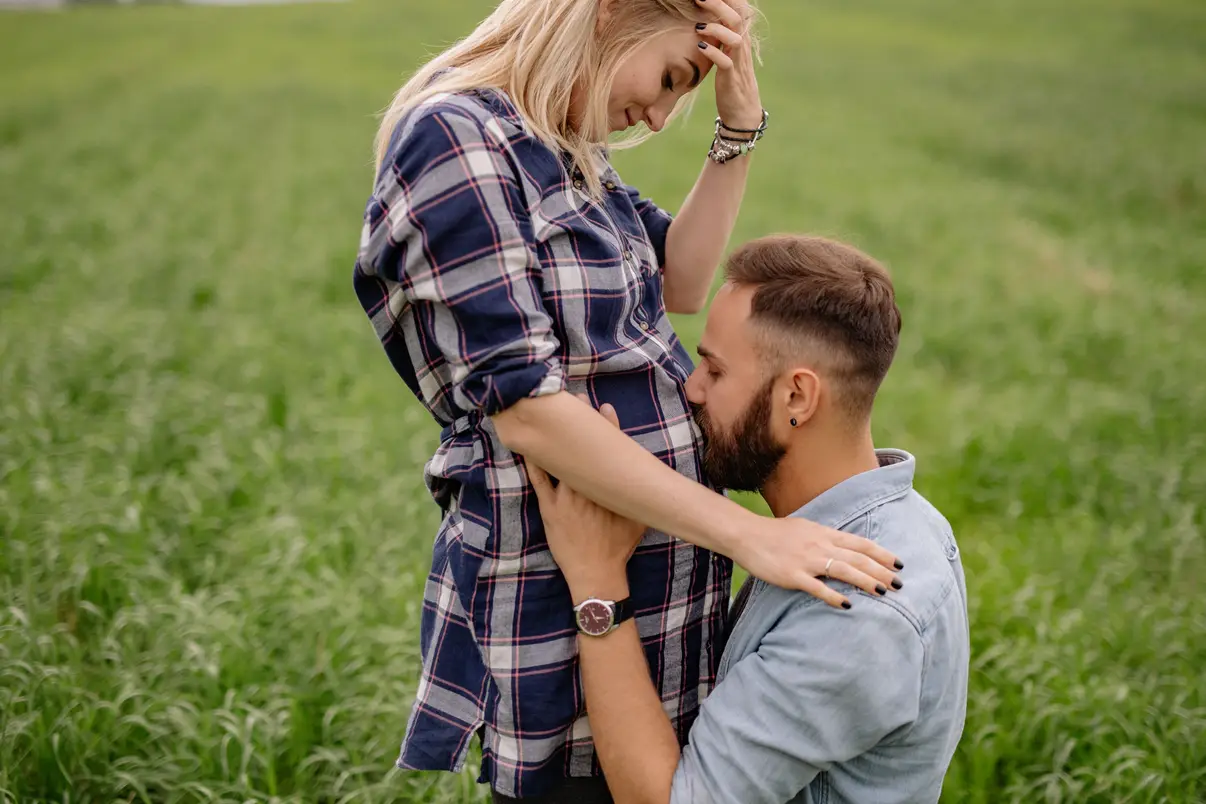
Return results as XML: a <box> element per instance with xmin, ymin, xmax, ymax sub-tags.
<box><xmin>693</xmin><ymin>0</ymin><xmax>762</xmax><ymax>130</ymax></box>
<box><xmin>696</xmin><ymin>0</ymin><xmax>750</xmax><ymax>34</ymax></box>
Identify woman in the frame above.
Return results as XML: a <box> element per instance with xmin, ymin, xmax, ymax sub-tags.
<box><xmin>353</xmin><ymin>0</ymin><xmax>901</xmax><ymax>800</ymax></box>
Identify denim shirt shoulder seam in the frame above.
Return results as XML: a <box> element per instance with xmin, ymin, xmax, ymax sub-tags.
<box><xmin>870</xmin><ymin>552</ymin><xmax>958</xmax><ymax>638</ymax></box>
<box><xmin>731</xmin><ymin>484</ymin><xmax>915</xmax><ymax>645</ymax></box>
<box><xmin>829</xmin><ymin>483</ymin><xmax>912</xmax><ymax>538</ymax></box>
<box><xmin>873</xmin><ymin>503</ymin><xmax>955</xmax><ymax>641</ymax></box>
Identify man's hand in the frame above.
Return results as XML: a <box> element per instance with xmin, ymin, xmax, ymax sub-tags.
<box><xmin>525</xmin><ymin>402</ymin><xmax>647</xmax><ymax>602</ymax></box>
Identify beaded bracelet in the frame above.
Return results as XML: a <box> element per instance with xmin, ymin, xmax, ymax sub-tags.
<box><xmin>708</xmin><ymin>109</ymin><xmax>769</xmax><ymax>164</ymax></box>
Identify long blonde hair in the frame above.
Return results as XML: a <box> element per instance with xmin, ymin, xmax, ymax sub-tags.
<box><xmin>373</xmin><ymin>0</ymin><xmax>711</xmax><ymax>196</ymax></box>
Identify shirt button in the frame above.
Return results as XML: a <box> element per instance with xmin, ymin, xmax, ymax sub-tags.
<box><xmin>573</xmin><ymin>180</ymin><xmax>584</xmax><ymax>191</ymax></box>
<box><xmin>639</xmin><ymin>320</ymin><xmax>650</xmax><ymax>331</ymax></box>
<box><xmin>605</xmin><ymin>181</ymin><xmax>617</xmax><ymax>192</ymax></box>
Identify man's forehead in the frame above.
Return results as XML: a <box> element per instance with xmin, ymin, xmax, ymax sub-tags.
<box><xmin>701</xmin><ymin>283</ymin><xmax>756</xmax><ymax>360</ymax></box>
<box><xmin>709</xmin><ymin>283</ymin><xmax>754</xmax><ymax>324</ymax></box>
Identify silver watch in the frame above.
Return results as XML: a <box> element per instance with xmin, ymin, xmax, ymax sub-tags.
<box><xmin>573</xmin><ymin>597</ymin><xmax>634</xmax><ymax>637</ymax></box>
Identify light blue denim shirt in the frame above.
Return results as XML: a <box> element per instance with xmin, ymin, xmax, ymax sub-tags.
<box><xmin>670</xmin><ymin>449</ymin><xmax>969</xmax><ymax>804</ymax></box>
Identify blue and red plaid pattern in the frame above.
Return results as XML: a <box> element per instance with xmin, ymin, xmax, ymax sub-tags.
<box><xmin>353</xmin><ymin>88</ymin><xmax>732</xmax><ymax>798</ymax></box>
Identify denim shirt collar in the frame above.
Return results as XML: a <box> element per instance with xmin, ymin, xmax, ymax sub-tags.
<box><xmin>788</xmin><ymin>449</ymin><xmax>916</xmax><ymax>531</ymax></box>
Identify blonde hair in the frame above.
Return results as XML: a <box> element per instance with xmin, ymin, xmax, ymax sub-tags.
<box><xmin>373</xmin><ymin>0</ymin><xmax>721</xmax><ymax>197</ymax></box>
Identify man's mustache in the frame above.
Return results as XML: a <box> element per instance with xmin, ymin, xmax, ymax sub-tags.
<box><xmin>690</xmin><ymin>404</ymin><xmax>718</xmax><ymax>452</ymax></box>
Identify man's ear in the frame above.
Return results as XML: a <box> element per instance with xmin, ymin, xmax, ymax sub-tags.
<box><xmin>784</xmin><ymin>368</ymin><xmax>822</xmax><ymax>428</ymax></box>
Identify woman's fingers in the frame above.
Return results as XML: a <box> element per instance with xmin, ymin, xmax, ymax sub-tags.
<box><xmin>834</xmin><ymin>531</ymin><xmax>903</xmax><ymax>571</ymax></box>
<box><xmin>696</xmin><ymin>0</ymin><xmax>744</xmax><ymax>32</ymax></box>
<box><xmin>796</xmin><ymin>574</ymin><xmax>853</xmax><ymax>610</ymax></box>
<box><xmin>749</xmin><ymin>520</ymin><xmax>905</xmax><ymax>609</ymax></box>
<box><xmin>834</xmin><ymin>549</ymin><xmax>902</xmax><ymax>592</ymax></box>
<box><xmin>696</xmin><ymin>41</ymin><xmax>735</xmax><ymax>71</ymax></box>
<box><xmin>823</xmin><ymin>558</ymin><xmax>894</xmax><ymax>600</ymax></box>
<box><xmin>695</xmin><ymin>21</ymin><xmax>743</xmax><ymax>49</ymax></box>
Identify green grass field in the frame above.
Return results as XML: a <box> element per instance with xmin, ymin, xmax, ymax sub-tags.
<box><xmin>2</xmin><ymin>0</ymin><xmax>1205</xmax><ymax>800</ymax></box>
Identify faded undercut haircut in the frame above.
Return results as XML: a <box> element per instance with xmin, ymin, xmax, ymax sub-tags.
<box><xmin>724</xmin><ymin>234</ymin><xmax>902</xmax><ymax>420</ymax></box>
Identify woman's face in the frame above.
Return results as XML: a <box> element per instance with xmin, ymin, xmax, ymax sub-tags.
<box><xmin>606</xmin><ymin>26</ymin><xmax>714</xmax><ymax>133</ymax></box>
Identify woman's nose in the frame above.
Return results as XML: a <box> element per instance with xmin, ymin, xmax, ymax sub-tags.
<box><xmin>645</xmin><ymin>106</ymin><xmax>668</xmax><ymax>133</ymax></box>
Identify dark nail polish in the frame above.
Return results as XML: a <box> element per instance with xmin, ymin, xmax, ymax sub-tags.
<box><xmin>894</xmin><ymin>560</ymin><xmax>905</xmax><ymax>570</ymax></box>
<box><xmin>891</xmin><ymin>577</ymin><xmax>903</xmax><ymax>590</ymax></box>
<box><xmin>698</xmin><ymin>41</ymin><xmax>708</xmax><ymax>49</ymax></box>
<box><xmin>875</xmin><ymin>584</ymin><xmax>887</xmax><ymax>596</ymax></box>
<box><xmin>841</xmin><ymin>600</ymin><xmax>852</xmax><ymax>610</ymax></box>
<box><xmin>696</xmin><ymin>22</ymin><xmax>707</xmax><ymax>30</ymax></box>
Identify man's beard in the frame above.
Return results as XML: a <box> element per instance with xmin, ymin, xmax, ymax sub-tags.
<box><xmin>692</xmin><ymin>378</ymin><xmax>787</xmax><ymax>493</ymax></box>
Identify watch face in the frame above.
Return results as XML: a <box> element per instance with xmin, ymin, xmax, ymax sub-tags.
<box><xmin>576</xmin><ymin>600</ymin><xmax>613</xmax><ymax>636</ymax></box>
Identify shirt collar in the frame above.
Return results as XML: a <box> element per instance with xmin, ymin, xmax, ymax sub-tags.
<box><xmin>787</xmin><ymin>449</ymin><xmax>916</xmax><ymax>530</ymax></box>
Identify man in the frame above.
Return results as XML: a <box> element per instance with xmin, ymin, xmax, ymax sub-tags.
<box><xmin>527</xmin><ymin>234</ymin><xmax>970</xmax><ymax>804</ymax></box>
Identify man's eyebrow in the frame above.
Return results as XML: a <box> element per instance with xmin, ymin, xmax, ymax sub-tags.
<box><xmin>686</xmin><ymin>59</ymin><xmax>702</xmax><ymax>89</ymax></box>
<box><xmin>697</xmin><ymin>344</ymin><xmax>723</xmax><ymax>367</ymax></box>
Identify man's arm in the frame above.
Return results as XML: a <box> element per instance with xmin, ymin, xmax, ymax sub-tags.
<box><xmin>520</xmin><ymin>407</ymin><xmax>912</xmax><ymax>803</ymax></box>
<box><xmin>522</xmin><ymin>428</ymin><xmax>690</xmax><ymax>804</ymax></box>
<box><xmin>669</xmin><ymin>596</ymin><xmax>923</xmax><ymax>804</ymax></box>
<box><xmin>578</xmin><ymin>606</ymin><xmax>682</xmax><ymax>804</ymax></box>
<box><xmin>568</xmin><ymin>581</ymin><xmax>923</xmax><ymax>804</ymax></box>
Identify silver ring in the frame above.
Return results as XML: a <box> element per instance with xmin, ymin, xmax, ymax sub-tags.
<box><xmin>823</xmin><ymin>558</ymin><xmax>835</xmax><ymax>578</ymax></box>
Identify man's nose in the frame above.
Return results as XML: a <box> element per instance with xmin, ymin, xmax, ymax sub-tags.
<box><xmin>685</xmin><ymin>369</ymin><xmax>704</xmax><ymax>404</ymax></box>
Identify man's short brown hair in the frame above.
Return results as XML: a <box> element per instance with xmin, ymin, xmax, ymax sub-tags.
<box><xmin>724</xmin><ymin>234</ymin><xmax>902</xmax><ymax>420</ymax></box>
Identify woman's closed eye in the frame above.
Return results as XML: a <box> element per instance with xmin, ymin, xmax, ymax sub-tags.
<box><xmin>663</xmin><ymin>70</ymin><xmax>675</xmax><ymax>93</ymax></box>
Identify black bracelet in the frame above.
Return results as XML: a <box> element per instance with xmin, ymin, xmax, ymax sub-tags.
<box><xmin>707</xmin><ymin>109</ymin><xmax>769</xmax><ymax>164</ymax></box>
<box><xmin>716</xmin><ymin>109</ymin><xmax>769</xmax><ymax>134</ymax></box>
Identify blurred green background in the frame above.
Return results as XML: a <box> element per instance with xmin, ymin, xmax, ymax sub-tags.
<box><xmin>2</xmin><ymin>0</ymin><xmax>1205</xmax><ymax>801</ymax></box>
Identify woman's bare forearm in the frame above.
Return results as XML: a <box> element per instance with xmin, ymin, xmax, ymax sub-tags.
<box><xmin>492</xmin><ymin>392</ymin><xmax>753</xmax><ymax>556</ymax></box>
<box><xmin>661</xmin><ymin>156</ymin><xmax>752</xmax><ymax>314</ymax></box>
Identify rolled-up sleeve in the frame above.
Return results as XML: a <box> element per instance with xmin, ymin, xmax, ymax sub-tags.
<box><xmin>625</xmin><ymin>185</ymin><xmax>674</xmax><ymax>271</ymax></box>
<box><xmin>359</xmin><ymin>105</ymin><xmax>564</xmax><ymax>418</ymax></box>
<box><xmin>670</xmin><ymin>598</ymin><xmax>924</xmax><ymax>804</ymax></box>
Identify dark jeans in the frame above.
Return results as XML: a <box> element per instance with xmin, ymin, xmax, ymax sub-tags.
<box><xmin>490</xmin><ymin>777</ymin><xmax>614</xmax><ymax>804</ymax></box>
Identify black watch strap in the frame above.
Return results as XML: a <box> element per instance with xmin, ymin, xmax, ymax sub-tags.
<box><xmin>611</xmin><ymin>597</ymin><xmax>633</xmax><ymax>629</ymax></box>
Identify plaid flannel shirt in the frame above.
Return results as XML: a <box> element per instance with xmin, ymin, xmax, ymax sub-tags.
<box><xmin>353</xmin><ymin>87</ymin><xmax>732</xmax><ymax>798</ymax></box>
